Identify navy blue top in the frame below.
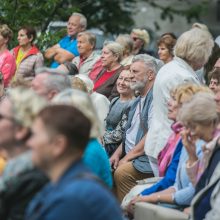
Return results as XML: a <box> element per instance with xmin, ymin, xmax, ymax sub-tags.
<box><xmin>141</xmin><ymin>140</ymin><xmax>183</xmax><ymax>195</ymax></box>
<box><xmin>25</xmin><ymin>160</ymin><xmax>123</xmax><ymax>220</ymax></box>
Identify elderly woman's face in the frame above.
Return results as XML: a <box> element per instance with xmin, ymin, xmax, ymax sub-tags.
<box><xmin>116</xmin><ymin>70</ymin><xmax>133</xmax><ymax>96</ymax></box>
<box><xmin>101</xmin><ymin>47</ymin><xmax>117</xmax><ymax>68</ymax></box>
<box><xmin>158</xmin><ymin>43</ymin><xmax>172</xmax><ymax>64</ymax></box>
<box><xmin>187</xmin><ymin>121</ymin><xmax>216</xmax><ymax>142</ymax></box>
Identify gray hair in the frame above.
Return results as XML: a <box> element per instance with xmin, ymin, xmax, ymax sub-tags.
<box><xmin>132</xmin><ymin>54</ymin><xmax>162</xmax><ymax>74</ymax></box>
<box><xmin>77</xmin><ymin>31</ymin><xmax>96</xmax><ymax>49</ymax></box>
<box><xmin>178</xmin><ymin>92</ymin><xmax>218</xmax><ymax>127</ymax></box>
<box><xmin>116</xmin><ymin>34</ymin><xmax>134</xmax><ymax>55</ymax></box>
<box><xmin>174</xmin><ymin>28</ymin><xmax>214</xmax><ymax>67</ymax></box>
<box><xmin>103</xmin><ymin>41</ymin><xmax>124</xmax><ymax>62</ymax></box>
<box><xmin>6</xmin><ymin>87</ymin><xmax>47</xmax><ymax>128</ymax></box>
<box><xmin>52</xmin><ymin>89</ymin><xmax>103</xmax><ymax>138</ymax></box>
<box><xmin>71</xmin><ymin>12</ymin><xmax>87</xmax><ymax>30</ymax></box>
<box><xmin>35</xmin><ymin>67</ymin><xmax>71</xmax><ymax>93</ymax></box>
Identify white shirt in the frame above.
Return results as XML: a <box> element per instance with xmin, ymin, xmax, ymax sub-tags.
<box><xmin>144</xmin><ymin>57</ymin><xmax>200</xmax><ymax>159</ymax></box>
<box><xmin>125</xmin><ymin>97</ymin><xmax>145</xmax><ymax>154</ymax></box>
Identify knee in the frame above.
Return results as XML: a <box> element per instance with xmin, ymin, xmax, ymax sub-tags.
<box><xmin>114</xmin><ymin>163</ymin><xmax>130</xmax><ymax>184</ymax></box>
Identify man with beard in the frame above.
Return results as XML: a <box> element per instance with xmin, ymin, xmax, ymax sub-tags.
<box><xmin>110</xmin><ymin>54</ymin><xmax>158</xmax><ymax>202</ymax></box>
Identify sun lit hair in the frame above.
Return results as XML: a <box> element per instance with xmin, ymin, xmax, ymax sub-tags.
<box><xmin>178</xmin><ymin>92</ymin><xmax>217</xmax><ymax>127</ymax></box>
<box><xmin>71</xmin><ymin>77</ymin><xmax>88</xmax><ymax>93</ymax></box>
<box><xmin>116</xmin><ymin>34</ymin><xmax>134</xmax><ymax>56</ymax></box>
<box><xmin>174</xmin><ymin>83</ymin><xmax>212</xmax><ymax>105</ymax></box>
<box><xmin>0</xmin><ymin>24</ymin><xmax>13</xmax><ymax>43</ymax></box>
<box><xmin>192</xmin><ymin>22</ymin><xmax>209</xmax><ymax>32</ymax></box>
<box><xmin>52</xmin><ymin>89</ymin><xmax>103</xmax><ymax>138</ymax></box>
<box><xmin>174</xmin><ymin>28</ymin><xmax>214</xmax><ymax>68</ymax></box>
<box><xmin>7</xmin><ymin>87</ymin><xmax>47</xmax><ymax>128</ymax></box>
<box><xmin>103</xmin><ymin>41</ymin><xmax>124</xmax><ymax>62</ymax></box>
<box><xmin>74</xmin><ymin>74</ymin><xmax>94</xmax><ymax>94</ymax></box>
<box><xmin>131</xmin><ymin>29</ymin><xmax>150</xmax><ymax>47</ymax></box>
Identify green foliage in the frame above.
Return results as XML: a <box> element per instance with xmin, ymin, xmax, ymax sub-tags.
<box><xmin>0</xmin><ymin>0</ymin><xmax>209</xmax><ymax>50</ymax></box>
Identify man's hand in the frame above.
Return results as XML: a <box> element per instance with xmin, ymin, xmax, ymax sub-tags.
<box><xmin>110</xmin><ymin>153</ymin><xmax>120</xmax><ymax>170</ymax></box>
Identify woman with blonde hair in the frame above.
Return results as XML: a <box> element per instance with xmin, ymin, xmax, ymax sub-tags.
<box><xmin>93</xmin><ymin>41</ymin><xmax>123</xmax><ymax>100</ymax></box>
<box><xmin>52</xmin><ymin>89</ymin><xmax>113</xmax><ymax>188</ymax></box>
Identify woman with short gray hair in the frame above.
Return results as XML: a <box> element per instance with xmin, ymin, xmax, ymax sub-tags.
<box><xmin>93</xmin><ymin>41</ymin><xmax>124</xmax><ymax>100</ymax></box>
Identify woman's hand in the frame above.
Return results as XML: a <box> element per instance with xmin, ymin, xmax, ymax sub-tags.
<box><xmin>181</xmin><ymin>127</ymin><xmax>198</xmax><ymax>165</ymax></box>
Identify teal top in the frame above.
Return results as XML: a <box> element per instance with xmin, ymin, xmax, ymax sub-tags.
<box><xmin>83</xmin><ymin>139</ymin><xmax>113</xmax><ymax>188</ymax></box>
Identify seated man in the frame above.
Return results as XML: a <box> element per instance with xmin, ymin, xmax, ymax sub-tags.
<box><xmin>26</xmin><ymin>105</ymin><xmax>123</xmax><ymax>220</ymax></box>
<box><xmin>45</xmin><ymin>12</ymin><xmax>87</xmax><ymax>68</ymax></box>
<box><xmin>58</xmin><ymin>31</ymin><xmax>100</xmax><ymax>76</ymax></box>
<box><xmin>110</xmin><ymin>54</ymin><xmax>159</xmax><ymax>202</ymax></box>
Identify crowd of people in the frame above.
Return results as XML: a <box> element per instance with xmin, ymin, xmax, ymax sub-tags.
<box><xmin>0</xmin><ymin>11</ymin><xmax>220</xmax><ymax>220</ymax></box>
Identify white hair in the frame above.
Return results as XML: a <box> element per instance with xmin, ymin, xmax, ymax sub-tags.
<box><xmin>71</xmin><ymin>12</ymin><xmax>87</xmax><ymax>30</ymax></box>
<box><xmin>35</xmin><ymin>67</ymin><xmax>72</xmax><ymax>93</ymax></box>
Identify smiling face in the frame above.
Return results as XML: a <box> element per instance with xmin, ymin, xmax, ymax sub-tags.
<box><xmin>17</xmin><ymin>29</ymin><xmax>32</xmax><ymax>47</ymax></box>
<box><xmin>116</xmin><ymin>70</ymin><xmax>133</xmax><ymax>96</ymax></box>
<box><xmin>158</xmin><ymin>43</ymin><xmax>172</xmax><ymax>63</ymax></box>
<box><xmin>67</xmin><ymin>15</ymin><xmax>83</xmax><ymax>37</ymax></box>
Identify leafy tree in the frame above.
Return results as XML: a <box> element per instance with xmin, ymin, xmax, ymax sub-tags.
<box><xmin>0</xmin><ymin>0</ymin><xmax>209</xmax><ymax>49</ymax></box>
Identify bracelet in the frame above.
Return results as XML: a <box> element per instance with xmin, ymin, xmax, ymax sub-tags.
<box><xmin>157</xmin><ymin>194</ymin><xmax>161</xmax><ymax>203</ymax></box>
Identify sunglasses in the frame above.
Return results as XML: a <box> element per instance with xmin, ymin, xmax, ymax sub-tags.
<box><xmin>132</xmin><ymin>37</ymin><xmax>140</xmax><ymax>41</ymax></box>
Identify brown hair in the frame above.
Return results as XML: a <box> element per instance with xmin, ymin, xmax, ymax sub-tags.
<box><xmin>19</xmin><ymin>26</ymin><xmax>36</xmax><ymax>43</ymax></box>
<box><xmin>157</xmin><ymin>34</ymin><xmax>177</xmax><ymax>56</ymax></box>
<box><xmin>208</xmin><ymin>67</ymin><xmax>220</xmax><ymax>84</ymax></box>
<box><xmin>38</xmin><ymin>105</ymin><xmax>91</xmax><ymax>150</ymax></box>
<box><xmin>0</xmin><ymin>24</ymin><xmax>13</xmax><ymax>43</ymax></box>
